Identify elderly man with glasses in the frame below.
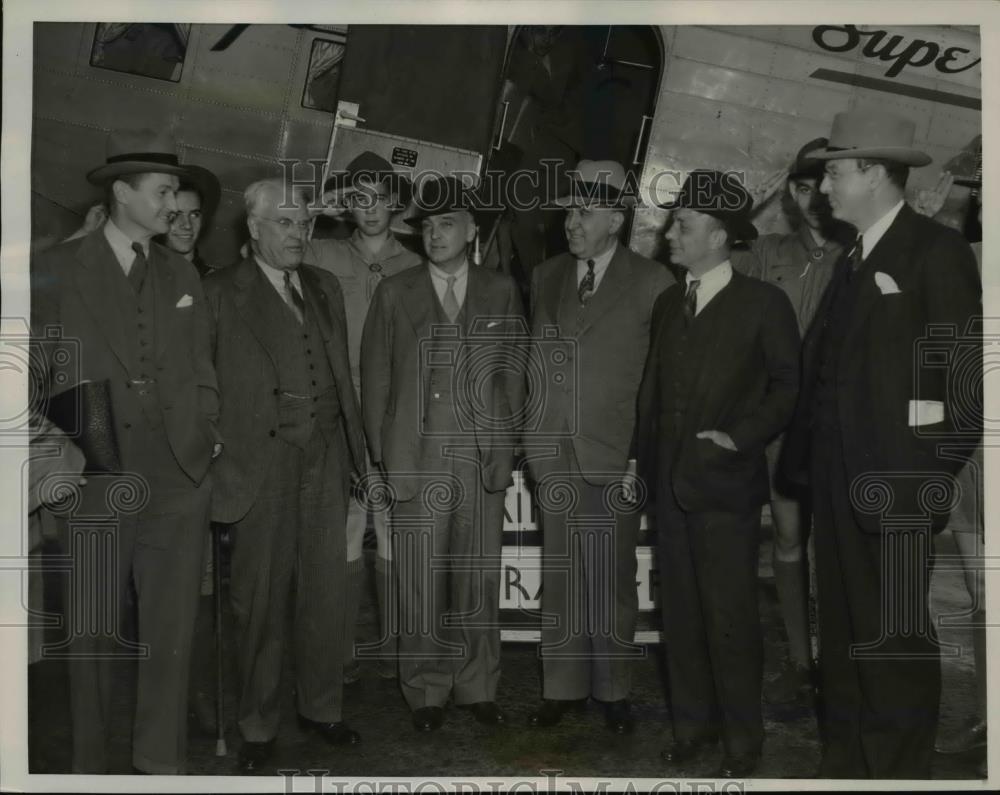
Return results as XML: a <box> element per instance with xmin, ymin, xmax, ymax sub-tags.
<box><xmin>202</xmin><ymin>178</ymin><xmax>368</xmax><ymax>774</ymax></box>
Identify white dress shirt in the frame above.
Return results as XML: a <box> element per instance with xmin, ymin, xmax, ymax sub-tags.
<box><xmin>686</xmin><ymin>260</ymin><xmax>733</xmax><ymax>316</ymax></box>
<box><xmin>576</xmin><ymin>242</ymin><xmax>617</xmax><ymax>292</ymax></box>
<box><xmin>860</xmin><ymin>199</ymin><xmax>905</xmax><ymax>260</ymax></box>
<box><xmin>255</xmin><ymin>255</ymin><xmax>303</xmax><ymax>297</ymax></box>
<box><xmin>428</xmin><ymin>259</ymin><xmax>469</xmax><ymax>309</ymax></box>
<box><xmin>103</xmin><ymin>219</ymin><xmax>148</xmax><ymax>276</ymax></box>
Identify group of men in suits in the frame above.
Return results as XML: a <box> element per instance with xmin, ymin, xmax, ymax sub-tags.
<box><xmin>29</xmin><ymin>104</ymin><xmax>982</xmax><ymax>780</ymax></box>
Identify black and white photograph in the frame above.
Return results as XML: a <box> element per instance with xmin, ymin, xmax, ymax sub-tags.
<box><xmin>1</xmin><ymin>0</ymin><xmax>996</xmax><ymax>790</ymax></box>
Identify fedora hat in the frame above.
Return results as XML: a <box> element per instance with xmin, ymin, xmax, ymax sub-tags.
<box><xmin>810</xmin><ymin>110</ymin><xmax>931</xmax><ymax>167</ymax></box>
<box><xmin>553</xmin><ymin>159</ymin><xmax>637</xmax><ymax>208</ymax></box>
<box><xmin>659</xmin><ymin>169</ymin><xmax>758</xmax><ymax>244</ymax></box>
<box><xmin>86</xmin><ymin>129</ymin><xmax>191</xmax><ymax>185</ymax></box>
<box><xmin>177</xmin><ymin>164</ymin><xmax>222</xmax><ymax>219</ymax></box>
<box><xmin>403</xmin><ymin>175</ymin><xmax>480</xmax><ymax>228</ymax></box>
<box><xmin>789</xmin><ymin>137</ymin><xmax>829</xmax><ymax>181</ymax></box>
<box><xmin>324</xmin><ymin>150</ymin><xmax>413</xmax><ymax>208</ymax></box>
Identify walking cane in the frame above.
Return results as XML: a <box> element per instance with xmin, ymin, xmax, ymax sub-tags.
<box><xmin>212</xmin><ymin>523</ymin><xmax>227</xmax><ymax>756</ymax></box>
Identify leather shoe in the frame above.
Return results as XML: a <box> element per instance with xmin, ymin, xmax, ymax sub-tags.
<box><xmin>459</xmin><ymin>701</ymin><xmax>506</xmax><ymax>725</ymax></box>
<box><xmin>237</xmin><ymin>739</ymin><xmax>275</xmax><ymax>774</ymax></box>
<box><xmin>412</xmin><ymin>706</ymin><xmax>445</xmax><ymax>732</ymax></box>
<box><xmin>297</xmin><ymin>715</ymin><xmax>361</xmax><ymax>746</ymax></box>
<box><xmin>603</xmin><ymin>700</ymin><xmax>633</xmax><ymax>734</ymax></box>
<box><xmin>718</xmin><ymin>751</ymin><xmax>760</xmax><ymax>778</ymax></box>
<box><xmin>661</xmin><ymin>735</ymin><xmax>719</xmax><ymax>764</ymax></box>
<box><xmin>528</xmin><ymin>698</ymin><xmax>587</xmax><ymax>728</ymax></box>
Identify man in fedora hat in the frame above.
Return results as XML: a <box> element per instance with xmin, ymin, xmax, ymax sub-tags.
<box><xmin>634</xmin><ymin>169</ymin><xmax>800</xmax><ymax>777</ymax></box>
<box><xmin>67</xmin><ymin>164</ymin><xmax>221</xmax><ymax>277</ymax></box>
<box><xmin>732</xmin><ymin>138</ymin><xmax>855</xmax><ymax>706</ymax></box>
<box><xmin>30</xmin><ymin>128</ymin><xmax>223</xmax><ymax>774</ymax></box>
<box><xmin>305</xmin><ymin>151</ymin><xmax>421</xmax><ymax>684</ymax></box>
<box><xmin>525</xmin><ymin>159</ymin><xmax>673</xmax><ymax>735</ymax></box>
<box><xmin>782</xmin><ymin>110</ymin><xmax>982</xmax><ymax>778</ymax></box>
<box><xmin>360</xmin><ymin>174</ymin><xmax>526</xmax><ymax>732</ymax></box>
<box><xmin>203</xmin><ymin>179</ymin><xmax>367</xmax><ymax>772</ymax></box>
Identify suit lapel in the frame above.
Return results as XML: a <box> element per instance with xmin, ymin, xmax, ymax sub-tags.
<box><xmin>299</xmin><ymin>266</ymin><xmax>335</xmax><ymax>342</ymax></box>
<box><xmin>150</xmin><ymin>244</ymin><xmax>177</xmax><ymax>364</ymax></box>
<box><xmin>74</xmin><ymin>231</ymin><xmax>131</xmax><ymax>372</ymax></box>
<box><xmin>686</xmin><ymin>275</ymin><xmax>744</xmax><ymax>423</ymax></box>
<box><xmin>554</xmin><ymin>255</ymin><xmax>578</xmax><ymax>331</ymax></box>
<box><xmin>400</xmin><ymin>264</ymin><xmax>438</xmax><ymax>342</ymax></box>
<box><xmin>840</xmin><ymin>204</ymin><xmax>916</xmax><ymax>357</ymax></box>
<box><xmin>231</xmin><ymin>257</ymin><xmax>280</xmax><ymax>371</ymax></box>
<box><xmin>464</xmin><ymin>265</ymin><xmax>492</xmax><ymax>330</ymax></box>
<box><xmin>578</xmin><ymin>245</ymin><xmax>633</xmax><ymax>335</ymax></box>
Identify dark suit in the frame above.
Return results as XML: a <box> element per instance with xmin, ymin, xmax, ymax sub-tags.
<box><xmin>528</xmin><ymin>245</ymin><xmax>673</xmax><ymax>701</ymax></box>
<box><xmin>31</xmin><ymin>228</ymin><xmax>220</xmax><ymax>774</ymax></box>
<box><xmin>635</xmin><ymin>268</ymin><xmax>800</xmax><ymax>755</ymax></box>
<box><xmin>783</xmin><ymin>204</ymin><xmax>982</xmax><ymax>778</ymax></box>
<box><xmin>203</xmin><ymin>256</ymin><xmax>365</xmax><ymax>741</ymax></box>
<box><xmin>361</xmin><ymin>263</ymin><xmax>525</xmax><ymax>709</ymax></box>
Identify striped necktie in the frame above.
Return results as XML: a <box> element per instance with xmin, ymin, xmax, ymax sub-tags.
<box><xmin>283</xmin><ymin>270</ymin><xmax>305</xmax><ymax>324</ymax></box>
<box><xmin>578</xmin><ymin>259</ymin><xmax>596</xmax><ymax>304</ymax></box>
<box><xmin>129</xmin><ymin>242</ymin><xmax>147</xmax><ymax>293</ymax></box>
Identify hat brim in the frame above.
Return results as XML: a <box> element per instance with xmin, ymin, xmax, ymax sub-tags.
<box><xmin>323</xmin><ymin>174</ymin><xmax>413</xmax><ymax>209</ymax></box>
<box><xmin>810</xmin><ymin>146</ymin><xmax>932</xmax><ymax>167</ymax></box>
<box><xmin>552</xmin><ymin>195</ymin><xmax>636</xmax><ymax>209</ymax></box>
<box><xmin>181</xmin><ymin>165</ymin><xmax>222</xmax><ymax>219</ymax></box>
<box><xmin>86</xmin><ymin>160</ymin><xmax>190</xmax><ymax>186</ymax></box>
<box><xmin>402</xmin><ymin>206</ymin><xmax>479</xmax><ymax>228</ymax></box>
<box><xmin>657</xmin><ymin>202</ymin><xmax>759</xmax><ymax>243</ymax></box>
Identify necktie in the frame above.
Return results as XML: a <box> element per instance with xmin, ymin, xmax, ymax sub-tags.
<box><xmin>683</xmin><ymin>279</ymin><xmax>700</xmax><ymax>320</ymax></box>
<box><xmin>283</xmin><ymin>270</ymin><xmax>305</xmax><ymax>324</ymax></box>
<box><xmin>443</xmin><ymin>275</ymin><xmax>461</xmax><ymax>323</ymax></box>
<box><xmin>578</xmin><ymin>259</ymin><xmax>596</xmax><ymax>304</ymax></box>
<box><xmin>847</xmin><ymin>236</ymin><xmax>864</xmax><ymax>272</ymax></box>
<box><xmin>128</xmin><ymin>242</ymin><xmax>147</xmax><ymax>293</ymax></box>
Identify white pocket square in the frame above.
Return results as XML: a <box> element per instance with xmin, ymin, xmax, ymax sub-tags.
<box><xmin>176</xmin><ymin>294</ymin><xmax>193</xmax><ymax>308</ymax></box>
<box><xmin>874</xmin><ymin>271</ymin><xmax>901</xmax><ymax>295</ymax></box>
<box><xmin>486</xmin><ymin>321</ymin><xmax>501</xmax><ymax>329</ymax></box>
<box><xmin>908</xmin><ymin>399</ymin><xmax>945</xmax><ymax>427</ymax></box>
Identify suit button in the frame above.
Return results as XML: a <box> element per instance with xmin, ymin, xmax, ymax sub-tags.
<box><xmin>312</xmin><ymin>381</ymin><xmax>317</xmax><ymax>386</ymax></box>
<box><xmin>273</xmin><ymin>388</ymin><xmax>279</xmax><ymax>396</ymax></box>
<box><xmin>306</xmin><ymin>349</ymin><xmax>312</xmax><ymax>354</ymax></box>
<box><xmin>125</xmin><ymin>382</ymin><xmax>132</xmax><ymax>389</ymax></box>
<box><xmin>310</xmin><ymin>412</ymin><xmax>316</xmax><ymax>418</ymax></box>
<box><xmin>309</xmin><ymin>364</ymin><xmax>315</xmax><ymax>370</ymax></box>
<box><xmin>269</xmin><ymin>430</ymin><xmax>276</xmax><ymax>437</ymax></box>
<box><xmin>124</xmin><ymin>422</ymin><xmax>132</xmax><ymax>429</ymax></box>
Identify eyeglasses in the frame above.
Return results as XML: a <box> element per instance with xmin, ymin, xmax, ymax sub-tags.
<box><xmin>255</xmin><ymin>215</ymin><xmax>312</xmax><ymax>233</ymax></box>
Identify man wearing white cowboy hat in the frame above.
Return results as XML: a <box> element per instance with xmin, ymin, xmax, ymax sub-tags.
<box><xmin>525</xmin><ymin>159</ymin><xmax>673</xmax><ymax>735</ymax></box>
<box><xmin>30</xmin><ymin>128</ymin><xmax>223</xmax><ymax>774</ymax></box>
<box><xmin>782</xmin><ymin>109</ymin><xmax>982</xmax><ymax>778</ymax></box>
<box><xmin>305</xmin><ymin>151</ymin><xmax>421</xmax><ymax>684</ymax></box>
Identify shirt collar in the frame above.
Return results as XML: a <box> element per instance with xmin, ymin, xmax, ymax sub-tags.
<box><xmin>104</xmin><ymin>218</ymin><xmax>148</xmax><ymax>259</ymax></box>
<box><xmin>577</xmin><ymin>241</ymin><xmax>617</xmax><ymax>272</ymax></box>
<box><xmin>349</xmin><ymin>228</ymin><xmax>404</xmax><ymax>265</ymax></box>
<box><xmin>686</xmin><ymin>259</ymin><xmax>732</xmax><ymax>287</ymax></box>
<box><xmin>427</xmin><ymin>259</ymin><xmax>469</xmax><ymax>283</ymax></box>
<box><xmin>860</xmin><ymin>199</ymin><xmax>905</xmax><ymax>259</ymax></box>
<box><xmin>254</xmin><ymin>254</ymin><xmax>300</xmax><ymax>289</ymax></box>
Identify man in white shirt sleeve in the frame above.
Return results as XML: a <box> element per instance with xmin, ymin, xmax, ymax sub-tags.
<box><xmin>782</xmin><ymin>110</ymin><xmax>982</xmax><ymax>779</ymax></box>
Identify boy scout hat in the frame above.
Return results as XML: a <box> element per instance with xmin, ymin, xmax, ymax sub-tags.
<box><xmin>789</xmin><ymin>137</ymin><xmax>829</xmax><ymax>181</ymax></box>
<box><xmin>323</xmin><ymin>150</ymin><xmax>413</xmax><ymax>207</ymax></box>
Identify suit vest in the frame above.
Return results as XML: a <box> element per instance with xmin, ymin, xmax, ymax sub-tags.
<box><xmin>423</xmin><ymin>291</ymin><xmax>470</xmax><ymax>437</ymax></box>
<box><xmin>256</xmin><ymin>272</ymin><xmax>340</xmax><ymax>449</ymax></box>
<box><xmin>814</xmin><ymin>264</ymin><xmax>864</xmax><ymax>431</ymax></box>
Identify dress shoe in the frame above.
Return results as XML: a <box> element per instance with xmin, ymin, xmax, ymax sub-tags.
<box><xmin>935</xmin><ymin>718</ymin><xmax>986</xmax><ymax>754</ymax></box>
<box><xmin>297</xmin><ymin>715</ymin><xmax>361</xmax><ymax>746</ymax></box>
<box><xmin>237</xmin><ymin>739</ymin><xmax>275</xmax><ymax>774</ymax></box>
<box><xmin>459</xmin><ymin>701</ymin><xmax>507</xmax><ymax>725</ymax></box>
<box><xmin>661</xmin><ymin>734</ymin><xmax>719</xmax><ymax>765</ymax></box>
<box><xmin>718</xmin><ymin>751</ymin><xmax>761</xmax><ymax>778</ymax></box>
<box><xmin>412</xmin><ymin>706</ymin><xmax>445</xmax><ymax>732</ymax></box>
<box><xmin>603</xmin><ymin>700</ymin><xmax>634</xmax><ymax>734</ymax></box>
<box><xmin>527</xmin><ymin>698</ymin><xmax>587</xmax><ymax>728</ymax></box>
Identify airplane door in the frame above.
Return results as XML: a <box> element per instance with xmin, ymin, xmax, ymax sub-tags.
<box><xmin>335</xmin><ymin>25</ymin><xmax>509</xmax><ymax>155</ymax></box>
